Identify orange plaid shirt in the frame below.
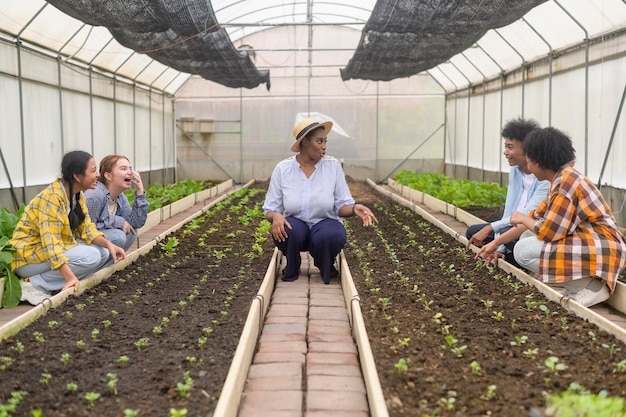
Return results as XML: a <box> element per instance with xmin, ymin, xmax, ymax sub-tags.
<box><xmin>529</xmin><ymin>167</ymin><xmax>625</xmax><ymax>290</ymax></box>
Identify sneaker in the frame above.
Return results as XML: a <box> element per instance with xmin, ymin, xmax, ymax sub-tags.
<box><xmin>569</xmin><ymin>285</ymin><xmax>610</xmax><ymax>307</ymax></box>
<box><xmin>20</xmin><ymin>281</ymin><xmax>51</xmax><ymax>306</ymax></box>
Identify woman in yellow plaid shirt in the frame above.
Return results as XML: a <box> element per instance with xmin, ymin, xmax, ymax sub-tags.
<box><xmin>478</xmin><ymin>127</ymin><xmax>625</xmax><ymax>307</ymax></box>
<box><xmin>10</xmin><ymin>151</ymin><xmax>127</xmax><ymax>305</ymax></box>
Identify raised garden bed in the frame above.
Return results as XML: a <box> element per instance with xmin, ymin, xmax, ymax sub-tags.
<box><xmin>1</xmin><ymin>179</ymin><xmax>625</xmax><ymax>417</ymax></box>
<box><xmin>342</xmin><ymin>180</ymin><xmax>626</xmax><ymax>416</ymax></box>
<box><xmin>0</xmin><ymin>184</ymin><xmax>274</xmax><ymax>416</ymax></box>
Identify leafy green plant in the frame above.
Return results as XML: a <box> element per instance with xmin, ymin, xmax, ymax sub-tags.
<box><xmin>544</xmin><ymin>384</ymin><xmax>626</xmax><ymax>417</ymax></box>
<box><xmin>160</xmin><ymin>237</ymin><xmax>180</xmax><ymax>257</ymax></box>
<box><xmin>0</xmin><ymin>237</ymin><xmax>20</xmax><ymax>309</ymax></box>
<box><xmin>395</xmin><ymin>358</ymin><xmax>408</xmax><ymax>374</ymax></box>
<box><xmin>394</xmin><ymin>170</ymin><xmax>506</xmax><ymax>208</ymax></box>
<box><xmin>84</xmin><ymin>392</ymin><xmax>101</xmax><ymax>408</ymax></box>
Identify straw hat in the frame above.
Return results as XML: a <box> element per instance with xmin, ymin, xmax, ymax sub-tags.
<box><xmin>291</xmin><ymin>117</ymin><xmax>333</xmax><ymax>152</ymax></box>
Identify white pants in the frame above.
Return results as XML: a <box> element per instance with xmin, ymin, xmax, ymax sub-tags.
<box><xmin>513</xmin><ymin>230</ymin><xmax>543</xmax><ymax>273</ymax></box>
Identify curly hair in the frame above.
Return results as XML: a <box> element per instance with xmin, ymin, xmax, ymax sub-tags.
<box><xmin>501</xmin><ymin>117</ymin><xmax>540</xmax><ymax>142</ymax></box>
<box><xmin>523</xmin><ymin>127</ymin><xmax>576</xmax><ymax>172</ymax></box>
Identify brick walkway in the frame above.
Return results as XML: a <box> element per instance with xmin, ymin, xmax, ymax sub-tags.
<box><xmin>237</xmin><ymin>253</ymin><xmax>369</xmax><ymax>417</ymax></box>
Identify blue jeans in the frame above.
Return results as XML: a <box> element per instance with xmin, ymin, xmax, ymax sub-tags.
<box><xmin>14</xmin><ymin>244</ymin><xmax>108</xmax><ymax>292</ymax></box>
<box><xmin>273</xmin><ymin>217</ymin><xmax>346</xmax><ymax>284</ymax></box>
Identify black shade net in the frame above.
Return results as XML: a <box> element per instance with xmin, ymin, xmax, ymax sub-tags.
<box><xmin>340</xmin><ymin>0</ymin><xmax>548</xmax><ymax>82</ymax></box>
<box><xmin>45</xmin><ymin>0</ymin><xmax>270</xmax><ymax>90</ymax></box>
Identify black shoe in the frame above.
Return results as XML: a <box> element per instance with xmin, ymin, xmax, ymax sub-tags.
<box><xmin>281</xmin><ymin>269</ymin><xmax>299</xmax><ymax>282</ymax></box>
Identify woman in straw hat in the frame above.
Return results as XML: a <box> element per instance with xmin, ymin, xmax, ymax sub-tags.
<box><xmin>263</xmin><ymin>117</ymin><xmax>378</xmax><ymax>284</ymax></box>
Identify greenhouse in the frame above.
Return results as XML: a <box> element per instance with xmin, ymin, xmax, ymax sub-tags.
<box><xmin>2</xmin><ymin>1</ymin><xmax>626</xmax><ymax>416</ymax></box>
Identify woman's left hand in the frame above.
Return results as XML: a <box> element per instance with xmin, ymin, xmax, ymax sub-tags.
<box><xmin>108</xmin><ymin>244</ymin><xmax>127</xmax><ymax>264</ymax></box>
<box><xmin>132</xmin><ymin>170</ymin><xmax>145</xmax><ymax>195</ymax></box>
<box><xmin>354</xmin><ymin>204</ymin><xmax>379</xmax><ymax>227</ymax></box>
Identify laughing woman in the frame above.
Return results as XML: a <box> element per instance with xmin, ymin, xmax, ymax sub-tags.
<box><xmin>10</xmin><ymin>151</ymin><xmax>127</xmax><ymax>305</ymax></box>
<box><xmin>263</xmin><ymin>117</ymin><xmax>378</xmax><ymax>284</ymax></box>
<box><xmin>85</xmin><ymin>155</ymin><xmax>148</xmax><ymax>254</ymax></box>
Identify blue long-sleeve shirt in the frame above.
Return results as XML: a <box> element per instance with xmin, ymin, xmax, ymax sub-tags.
<box><xmin>262</xmin><ymin>155</ymin><xmax>354</xmax><ymax>229</ymax></box>
<box><xmin>491</xmin><ymin>165</ymin><xmax>550</xmax><ymax>251</ymax></box>
<box><xmin>85</xmin><ymin>181</ymin><xmax>149</xmax><ymax>231</ymax></box>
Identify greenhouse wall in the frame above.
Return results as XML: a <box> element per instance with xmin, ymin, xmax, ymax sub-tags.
<box><xmin>444</xmin><ymin>30</ymin><xmax>626</xmax><ymax>227</ymax></box>
<box><xmin>0</xmin><ymin>39</ymin><xmax>176</xmax><ymax>211</ymax></box>
<box><xmin>174</xmin><ymin>26</ymin><xmax>447</xmax><ymax>183</ymax></box>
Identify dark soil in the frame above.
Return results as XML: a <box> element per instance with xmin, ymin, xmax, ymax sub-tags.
<box><xmin>2</xmin><ymin>180</ymin><xmax>626</xmax><ymax>417</ymax></box>
<box><xmin>0</xmin><ymin>184</ymin><xmax>275</xmax><ymax>416</ymax></box>
<box><xmin>342</xmin><ymin>181</ymin><xmax>626</xmax><ymax>417</ymax></box>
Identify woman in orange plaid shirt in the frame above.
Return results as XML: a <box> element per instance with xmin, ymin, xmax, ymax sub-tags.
<box><xmin>478</xmin><ymin>127</ymin><xmax>625</xmax><ymax>307</ymax></box>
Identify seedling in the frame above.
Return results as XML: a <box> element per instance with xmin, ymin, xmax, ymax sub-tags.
<box><xmin>134</xmin><ymin>338</ymin><xmax>148</xmax><ymax>351</ymax></box>
<box><xmin>481</xmin><ymin>299</ymin><xmax>494</xmax><ymax>310</ymax></box>
<box><xmin>510</xmin><ymin>335</ymin><xmax>528</xmax><ymax>347</ymax></box>
<box><xmin>66</xmin><ymin>382</ymin><xmax>78</xmax><ymax>394</ymax></box>
<box><xmin>123</xmin><ymin>409</ymin><xmax>140</xmax><ymax>417</ymax></box>
<box><xmin>160</xmin><ymin>236</ymin><xmax>179</xmax><ymax>256</ymax></box>
<box><xmin>541</xmin><ymin>356</ymin><xmax>567</xmax><ymax>374</ymax></box>
<box><xmin>153</xmin><ymin>326</ymin><xmax>163</xmax><ymax>336</ymax></box>
<box><xmin>198</xmin><ymin>337</ymin><xmax>207</xmax><ymax>350</ymax></box>
<box><xmin>523</xmin><ymin>348</ymin><xmax>539</xmax><ymax>360</ymax></box>
<box><xmin>107</xmin><ymin>373</ymin><xmax>118</xmax><ymax>395</ymax></box>
<box><xmin>170</xmin><ymin>409</ymin><xmax>188</xmax><ymax>417</ymax></box>
<box><xmin>492</xmin><ymin>311</ymin><xmax>504</xmax><ymax>321</ymax></box>
<box><xmin>451</xmin><ymin>345</ymin><xmax>467</xmax><ymax>358</ymax></box>
<box><xmin>539</xmin><ymin>304</ymin><xmax>551</xmax><ymax>318</ymax></box>
<box><xmin>111</xmin><ymin>310</ymin><xmax>118</xmax><ymax>317</ymax></box>
<box><xmin>398</xmin><ymin>337</ymin><xmax>411</xmax><ymax>348</ymax></box>
<box><xmin>84</xmin><ymin>392</ymin><xmax>101</xmax><ymax>408</ymax></box>
<box><xmin>469</xmin><ymin>360</ymin><xmax>482</xmax><ymax>374</ymax></box>
<box><xmin>481</xmin><ymin>385</ymin><xmax>497</xmax><ymax>400</ymax></box>
<box><xmin>14</xmin><ymin>341</ymin><xmax>24</xmax><ymax>355</ymax></box>
<box><xmin>560</xmin><ymin>317</ymin><xmax>569</xmax><ymax>332</ymax></box>
<box><xmin>175</xmin><ymin>371</ymin><xmax>194</xmax><ymax>399</ymax></box>
<box><xmin>76</xmin><ymin>340</ymin><xmax>85</xmax><ymax>349</ymax></box>
<box><xmin>117</xmin><ymin>355</ymin><xmax>129</xmax><ymax>367</ymax></box>
<box><xmin>378</xmin><ymin>297</ymin><xmax>391</xmax><ymax>310</ymax></box>
<box><xmin>33</xmin><ymin>331</ymin><xmax>45</xmax><ymax>344</ymax></box>
<box><xmin>39</xmin><ymin>373</ymin><xmax>52</xmax><ymax>386</ymax></box>
<box><xmin>440</xmin><ymin>396</ymin><xmax>456</xmax><ymax>411</ymax></box>
<box><xmin>48</xmin><ymin>320</ymin><xmax>60</xmax><ymax>329</ymax></box>
<box><xmin>102</xmin><ymin>320</ymin><xmax>112</xmax><ymax>329</ymax></box>
<box><xmin>394</xmin><ymin>358</ymin><xmax>408</xmax><ymax>374</ymax></box>
<box><xmin>202</xmin><ymin>327</ymin><xmax>213</xmax><ymax>337</ymax></box>
<box><xmin>75</xmin><ymin>303</ymin><xmax>86</xmax><ymax>311</ymax></box>
<box><xmin>60</xmin><ymin>353</ymin><xmax>70</xmax><ymax>366</ymax></box>
<box><xmin>0</xmin><ymin>356</ymin><xmax>12</xmax><ymax>371</ymax></box>
<box><xmin>602</xmin><ymin>343</ymin><xmax>621</xmax><ymax>359</ymax></box>
<box><xmin>613</xmin><ymin>359</ymin><xmax>626</xmax><ymax>373</ymax></box>
<box><xmin>91</xmin><ymin>328</ymin><xmax>100</xmax><ymax>340</ymax></box>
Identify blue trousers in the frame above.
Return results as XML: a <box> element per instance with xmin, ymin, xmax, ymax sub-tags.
<box><xmin>273</xmin><ymin>217</ymin><xmax>346</xmax><ymax>284</ymax></box>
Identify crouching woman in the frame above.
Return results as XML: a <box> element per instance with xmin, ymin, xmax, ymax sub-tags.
<box><xmin>10</xmin><ymin>150</ymin><xmax>127</xmax><ymax>305</ymax></box>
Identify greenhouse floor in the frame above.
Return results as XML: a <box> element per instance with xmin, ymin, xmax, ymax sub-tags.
<box><xmin>1</xmin><ymin>184</ymin><xmax>626</xmax><ymax>417</ymax></box>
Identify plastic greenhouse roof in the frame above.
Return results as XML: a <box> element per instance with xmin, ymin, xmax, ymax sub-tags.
<box><xmin>0</xmin><ymin>0</ymin><xmax>624</xmax><ymax>95</ymax></box>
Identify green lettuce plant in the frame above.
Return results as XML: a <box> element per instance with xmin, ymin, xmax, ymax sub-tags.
<box><xmin>394</xmin><ymin>170</ymin><xmax>506</xmax><ymax>208</ymax></box>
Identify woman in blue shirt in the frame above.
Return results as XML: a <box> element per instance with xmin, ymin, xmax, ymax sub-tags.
<box><xmin>263</xmin><ymin>117</ymin><xmax>378</xmax><ymax>284</ymax></box>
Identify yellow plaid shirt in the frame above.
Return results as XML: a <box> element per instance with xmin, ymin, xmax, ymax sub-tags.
<box><xmin>10</xmin><ymin>178</ymin><xmax>103</xmax><ymax>271</ymax></box>
<box><xmin>530</xmin><ymin>167</ymin><xmax>626</xmax><ymax>290</ymax></box>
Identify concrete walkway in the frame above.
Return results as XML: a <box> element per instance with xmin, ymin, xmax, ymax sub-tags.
<box><xmin>237</xmin><ymin>253</ymin><xmax>369</xmax><ymax>417</ymax></box>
